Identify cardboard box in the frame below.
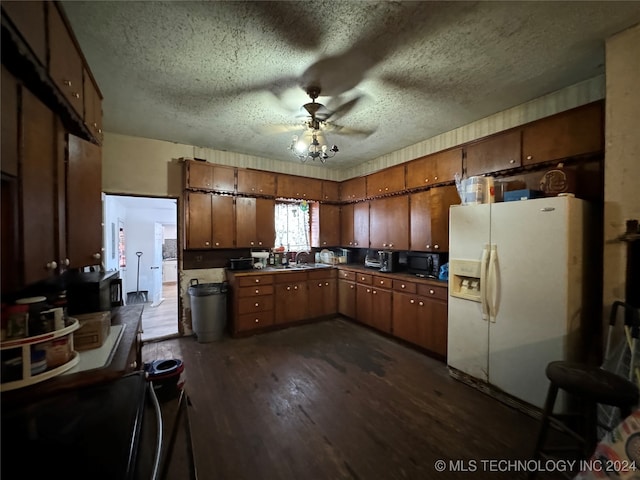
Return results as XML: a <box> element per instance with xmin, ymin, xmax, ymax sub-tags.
<box><xmin>504</xmin><ymin>189</ymin><xmax>544</xmax><ymax>202</ymax></box>
<box><xmin>73</xmin><ymin>311</ymin><xmax>111</xmax><ymax>351</ymax></box>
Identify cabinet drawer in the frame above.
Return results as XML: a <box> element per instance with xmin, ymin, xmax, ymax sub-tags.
<box><xmin>373</xmin><ymin>276</ymin><xmax>392</xmax><ymax>289</ymax></box>
<box><xmin>238</xmin><ymin>296</ymin><xmax>274</xmax><ymax>314</ymax></box>
<box><xmin>338</xmin><ymin>270</ymin><xmax>356</xmax><ymax>281</ymax></box>
<box><xmin>236</xmin><ymin>275</ymin><xmax>273</xmax><ymax>287</ymax></box>
<box><xmin>236</xmin><ymin>310</ymin><xmax>275</xmax><ymax>332</ymax></box>
<box><xmin>417</xmin><ymin>284</ymin><xmax>447</xmax><ymax>301</ymax></box>
<box><xmin>356</xmin><ymin>273</ymin><xmax>373</xmax><ymax>285</ymax></box>
<box><xmin>307</xmin><ymin>269</ymin><xmax>336</xmax><ymax>280</ymax></box>
<box><xmin>393</xmin><ymin>280</ymin><xmax>417</xmax><ymax>293</ymax></box>
<box><xmin>274</xmin><ymin>272</ymin><xmax>307</xmax><ymax>283</ymax></box>
<box><xmin>237</xmin><ymin>285</ymin><xmax>274</xmax><ymax>297</ymax></box>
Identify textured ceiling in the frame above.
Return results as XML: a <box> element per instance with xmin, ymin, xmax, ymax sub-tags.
<box><xmin>61</xmin><ymin>1</ymin><xmax>640</xmax><ymax>170</ymax></box>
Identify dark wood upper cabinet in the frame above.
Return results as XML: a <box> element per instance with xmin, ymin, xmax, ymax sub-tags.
<box><xmin>20</xmin><ymin>88</ymin><xmax>58</xmax><ymax>285</ymax></box>
<box><xmin>185</xmin><ymin>160</ymin><xmax>235</xmax><ymax>193</ymax></box>
<box><xmin>311</xmin><ymin>203</ymin><xmax>341</xmax><ymax>248</ymax></box>
<box><xmin>522</xmin><ymin>101</ymin><xmax>603</xmax><ymax>166</ymax></box>
<box><xmin>406</xmin><ymin>148</ymin><xmax>463</xmax><ymax>190</ymax></box>
<box><xmin>369</xmin><ymin>195</ymin><xmax>409</xmax><ymax>250</ymax></box>
<box><xmin>66</xmin><ymin>134</ymin><xmax>102</xmax><ymax>268</ymax></box>
<box><xmin>83</xmin><ymin>71</ymin><xmax>103</xmax><ymax>144</ymax></box>
<box><xmin>276</xmin><ymin>174</ymin><xmax>322</xmax><ymax>200</ymax></box>
<box><xmin>237</xmin><ymin>169</ymin><xmax>276</xmax><ymax>196</ymax></box>
<box><xmin>321</xmin><ymin>180</ymin><xmax>340</xmax><ymax>202</ymax></box>
<box><xmin>465</xmin><ymin>130</ymin><xmax>522</xmax><ymax>177</ymax></box>
<box><xmin>366</xmin><ymin>164</ymin><xmax>405</xmax><ymax>198</ymax></box>
<box><xmin>236</xmin><ymin>197</ymin><xmax>275</xmax><ymax>248</ymax></box>
<box><xmin>1</xmin><ymin>66</ymin><xmax>19</xmax><ymax>177</ymax></box>
<box><xmin>340</xmin><ymin>176</ymin><xmax>366</xmax><ymax>202</ymax></box>
<box><xmin>410</xmin><ymin>185</ymin><xmax>459</xmax><ymax>252</ymax></box>
<box><xmin>1</xmin><ymin>1</ymin><xmax>47</xmax><ymax>66</ymax></box>
<box><xmin>48</xmin><ymin>2</ymin><xmax>84</xmax><ymax>116</ymax></box>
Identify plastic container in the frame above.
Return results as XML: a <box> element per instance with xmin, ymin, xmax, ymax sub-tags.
<box><xmin>188</xmin><ymin>280</ymin><xmax>228</xmax><ymax>343</ymax></box>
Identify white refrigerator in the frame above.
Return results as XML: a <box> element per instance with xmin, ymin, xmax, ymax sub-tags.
<box><xmin>447</xmin><ymin>195</ymin><xmax>593</xmax><ymax>411</ymax></box>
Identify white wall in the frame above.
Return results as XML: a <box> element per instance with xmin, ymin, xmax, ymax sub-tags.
<box><xmin>603</xmin><ymin>24</ymin><xmax>640</xmax><ymax>337</ymax></box>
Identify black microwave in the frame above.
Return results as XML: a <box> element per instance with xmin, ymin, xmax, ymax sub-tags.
<box><xmin>406</xmin><ymin>252</ymin><xmax>447</xmax><ymax>279</ymax></box>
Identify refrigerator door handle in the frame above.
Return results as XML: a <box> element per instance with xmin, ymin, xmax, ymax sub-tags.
<box><xmin>487</xmin><ymin>244</ymin><xmax>498</xmax><ymax>322</ymax></box>
<box><xmin>480</xmin><ymin>244</ymin><xmax>490</xmax><ymax>321</ymax></box>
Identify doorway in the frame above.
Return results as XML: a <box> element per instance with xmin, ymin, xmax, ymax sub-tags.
<box><xmin>103</xmin><ymin>194</ymin><xmax>179</xmax><ymax>341</ymax></box>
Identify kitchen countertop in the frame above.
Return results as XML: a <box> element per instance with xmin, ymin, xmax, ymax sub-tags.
<box><xmin>227</xmin><ymin>263</ymin><xmax>448</xmax><ymax>287</ymax></box>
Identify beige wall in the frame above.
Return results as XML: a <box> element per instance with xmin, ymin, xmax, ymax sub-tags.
<box><xmin>603</xmin><ymin>24</ymin><xmax>640</xmax><ymax>329</ymax></box>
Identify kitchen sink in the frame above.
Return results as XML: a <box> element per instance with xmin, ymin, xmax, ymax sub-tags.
<box><xmin>263</xmin><ymin>263</ymin><xmax>332</xmax><ymax>271</ymax></box>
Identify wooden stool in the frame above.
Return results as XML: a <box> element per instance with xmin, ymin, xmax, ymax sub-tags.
<box><xmin>530</xmin><ymin>361</ymin><xmax>639</xmax><ymax>478</ymax></box>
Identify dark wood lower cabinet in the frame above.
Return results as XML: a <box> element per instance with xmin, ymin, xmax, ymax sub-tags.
<box><xmin>392</xmin><ymin>283</ymin><xmax>448</xmax><ymax>358</ymax></box>
<box><xmin>338</xmin><ymin>278</ymin><xmax>356</xmax><ymax>318</ymax></box>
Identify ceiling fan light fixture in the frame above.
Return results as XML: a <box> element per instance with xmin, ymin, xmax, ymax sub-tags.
<box><xmin>289</xmin><ymin>129</ymin><xmax>338</xmax><ymax>164</ymax></box>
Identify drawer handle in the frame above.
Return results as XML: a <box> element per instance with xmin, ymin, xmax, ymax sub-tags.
<box><xmin>429</xmin><ymin>289</ymin><xmax>435</xmax><ymax>295</ymax></box>
<box><xmin>361</xmin><ymin>277</ymin><xmax>365</xmax><ymax>281</ymax></box>
<box><xmin>350</xmin><ymin>285</ymin><xmax>354</xmax><ymax>289</ymax></box>
<box><xmin>419</xmin><ymin>301</ymin><xmax>424</xmax><ymax>306</ymax></box>
<box><xmin>73</xmin><ymin>92</ymin><xmax>80</xmax><ymax>99</ymax></box>
<box><xmin>318</xmin><ymin>283</ymin><xmax>322</xmax><ymax>287</ymax></box>
<box><xmin>294</xmin><ymin>285</ymin><xmax>298</xmax><ymax>290</ymax></box>
<box><xmin>380</xmin><ymin>280</ymin><xmax>384</xmax><ymax>285</ymax></box>
<box><xmin>373</xmin><ymin>290</ymin><xmax>377</xmax><ymax>295</ymax></box>
<box><xmin>255</xmin><ymin>318</ymin><xmax>259</xmax><ymax>323</ymax></box>
<box><xmin>510</xmin><ymin>159</ymin><xmax>516</xmax><ymax>164</ymax></box>
<box><xmin>325</xmin><ymin>282</ymin><xmax>329</xmax><ymax>286</ymax></box>
<box><xmin>255</xmin><ymin>289</ymin><xmax>260</xmax><ymax>294</ymax></box>
<box><xmin>63</xmin><ymin>80</ymin><xmax>72</xmax><ymax>86</ymax></box>
<box><xmin>287</xmin><ymin>286</ymin><xmax>291</xmax><ymax>291</ymax></box>
<box><xmin>255</xmin><ymin>279</ymin><xmax>260</xmax><ymax>283</ymax></box>
<box><xmin>410</xmin><ymin>299</ymin><xmax>415</xmax><ymax>304</ymax></box>
<box><xmin>130</xmin><ymin>360</ymin><xmax>137</xmax><ymax>369</ymax></box>
<box><xmin>255</xmin><ymin>302</ymin><xmax>259</xmax><ymax>307</ymax></box>
<box><xmin>401</xmin><ymin>284</ymin><xmax>406</xmax><ymax>289</ymax></box>
<box><xmin>366</xmin><ymin>288</ymin><xmax>371</xmax><ymax>293</ymax></box>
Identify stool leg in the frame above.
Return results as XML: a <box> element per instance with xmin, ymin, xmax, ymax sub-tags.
<box><xmin>530</xmin><ymin>383</ymin><xmax>559</xmax><ymax>480</ymax></box>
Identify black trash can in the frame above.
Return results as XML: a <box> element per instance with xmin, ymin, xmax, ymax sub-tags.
<box><xmin>188</xmin><ymin>279</ymin><xmax>228</xmax><ymax>342</ymax></box>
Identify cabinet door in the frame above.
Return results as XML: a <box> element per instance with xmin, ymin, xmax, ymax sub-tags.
<box><xmin>356</xmin><ymin>284</ymin><xmax>373</xmax><ymax>326</ymax></box>
<box><xmin>275</xmin><ymin>281</ymin><xmax>308</xmax><ymax>324</ymax></box>
<box><xmin>237</xmin><ymin>169</ymin><xmax>276</xmax><ymax>196</ymax></box>
<box><xmin>340</xmin><ymin>203</ymin><xmax>354</xmax><ymax>247</ymax></box>
<box><xmin>522</xmin><ymin>102</ymin><xmax>603</xmax><ymax>166</ymax></box>
<box><xmin>2</xmin><ymin>1</ymin><xmax>47</xmax><ymax>66</ymax></box>
<box><xmin>371</xmin><ymin>287</ymin><xmax>392</xmax><ymax>333</ymax></box>
<box><xmin>426</xmin><ymin>298</ymin><xmax>448</xmax><ymax>357</ymax></box>
<box><xmin>410</xmin><ymin>190</ymin><xmax>431</xmax><ymax>251</ymax></box>
<box><xmin>185</xmin><ymin>160</ymin><xmax>214</xmax><ymax>190</ymax></box>
<box><xmin>83</xmin><ymin>72</ymin><xmax>103</xmax><ymax>144</ymax></box>
<box><xmin>338</xmin><ymin>279</ymin><xmax>356</xmax><ymax>318</ymax></box>
<box><xmin>465</xmin><ymin>130</ymin><xmax>521</xmax><ymax>177</ymax></box>
<box><xmin>411</xmin><ymin>186</ymin><xmax>458</xmax><ymax>252</ymax></box>
<box><xmin>185</xmin><ymin>192</ymin><xmax>212</xmax><ymax>248</ymax></box>
<box><xmin>353</xmin><ymin>202</ymin><xmax>370</xmax><ymax>248</ymax></box>
<box><xmin>48</xmin><ymin>3</ymin><xmax>84</xmax><ymax>116</ymax></box>
<box><xmin>392</xmin><ymin>291</ymin><xmax>418</xmax><ymax>342</ymax></box>
<box><xmin>369</xmin><ymin>199</ymin><xmax>385</xmax><ymax>249</ymax></box>
<box><xmin>211</xmin><ymin>195</ymin><xmax>234</xmax><ymax>247</ymax></box>
<box><xmin>1</xmin><ymin>66</ymin><xmax>19</xmax><ymax>176</ymax></box>
<box><xmin>369</xmin><ymin>195</ymin><xmax>409</xmax><ymax>250</ymax></box>
<box><xmin>308</xmin><ymin>278</ymin><xmax>336</xmax><ymax>318</ymax></box>
<box><xmin>312</xmin><ymin>203</ymin><xmax>340</xmax><ymax>248</ymax></box>
<box><xmin>406</xmin><ymin>156</ymin><xmax>435</xmax><ymax>190</ymax></box>
<box><xmin>20</xmin><ymin>89</ymin><xmax>58</xmax><ymax>284</ymax></box>
<box><xmin>67</xmin><ymin>135</ymin><xmax>103</xmax><ymax>268</ymax></box>
<box><xmin>321</xmin><ymin>181</ymin><xmax>340</xmax><ymax>202</ymax></box>
<box><xmin>235</xmin><ymin>197</ymin><xmax>257</xmax><ymax>248</ymax></box>
<box><xmin>429</xmin><ymin>186</ymin><xmax>459</xmax><ymax>252</ymax></box>
<box><xmin>340</xmin><ymin>176</ymin><xmax>366</xmax><ymax>202</ymax></box>
<box><xmin>366</xmin><ymin>165</ymin><xmax>405</xmax><ymax>198</ymax></box>
<box><xmin>277</xmin><ymin>174</ymin><xmax>322</xmax><ymax>200</ymax></box>
<box><xmin>434</xmin><ymin>148</ymin><xmax>463</xmax><ymax>184</ymax></box>
<box><xmin>255</xmin><ymin>198</ymin><xmax>275</xmax><ymax>248</ymax></box>
<box><xmin>212</xmin><ymin>165</ymin><xmax>235</xmax><ymax>193</ymax></box>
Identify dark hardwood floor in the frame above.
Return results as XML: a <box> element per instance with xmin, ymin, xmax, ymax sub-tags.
<box><xmin>142</xmin><ymin>318</ymin><xmax>563</xmax><ymax>480</ymax></box>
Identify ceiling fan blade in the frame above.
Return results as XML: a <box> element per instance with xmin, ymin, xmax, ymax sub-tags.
<box><xmin>320</xmin><ymin>95</ymin><xmax>364</xmax><ymax>122</ymax></box>
<box><xmin>323</xmin><ymin>123</ymin><xmax>376</xmax><ymax>137</ymax></box>
<box><xmin>255</xmin><ymin>123</ymin><xmax>306</xmax><ymax>135</ymax></box>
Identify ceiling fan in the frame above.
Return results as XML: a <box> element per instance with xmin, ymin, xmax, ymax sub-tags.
<box><xmin>260</xmin><ymin>85</ymin><xmax>375</xmax><ymax>139</ymax></box>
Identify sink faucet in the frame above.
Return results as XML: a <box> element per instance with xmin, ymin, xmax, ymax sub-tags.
<box><xmin>295</xmin><ymin>251</ymin><xmax>312</xmax><ymax>264</ymax></box>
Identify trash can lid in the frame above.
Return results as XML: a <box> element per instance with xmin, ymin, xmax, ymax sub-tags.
<box><xmin>188</xmin><ymin>280</ymin><xmax>228</xmax><ymax>295</ymax></box>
